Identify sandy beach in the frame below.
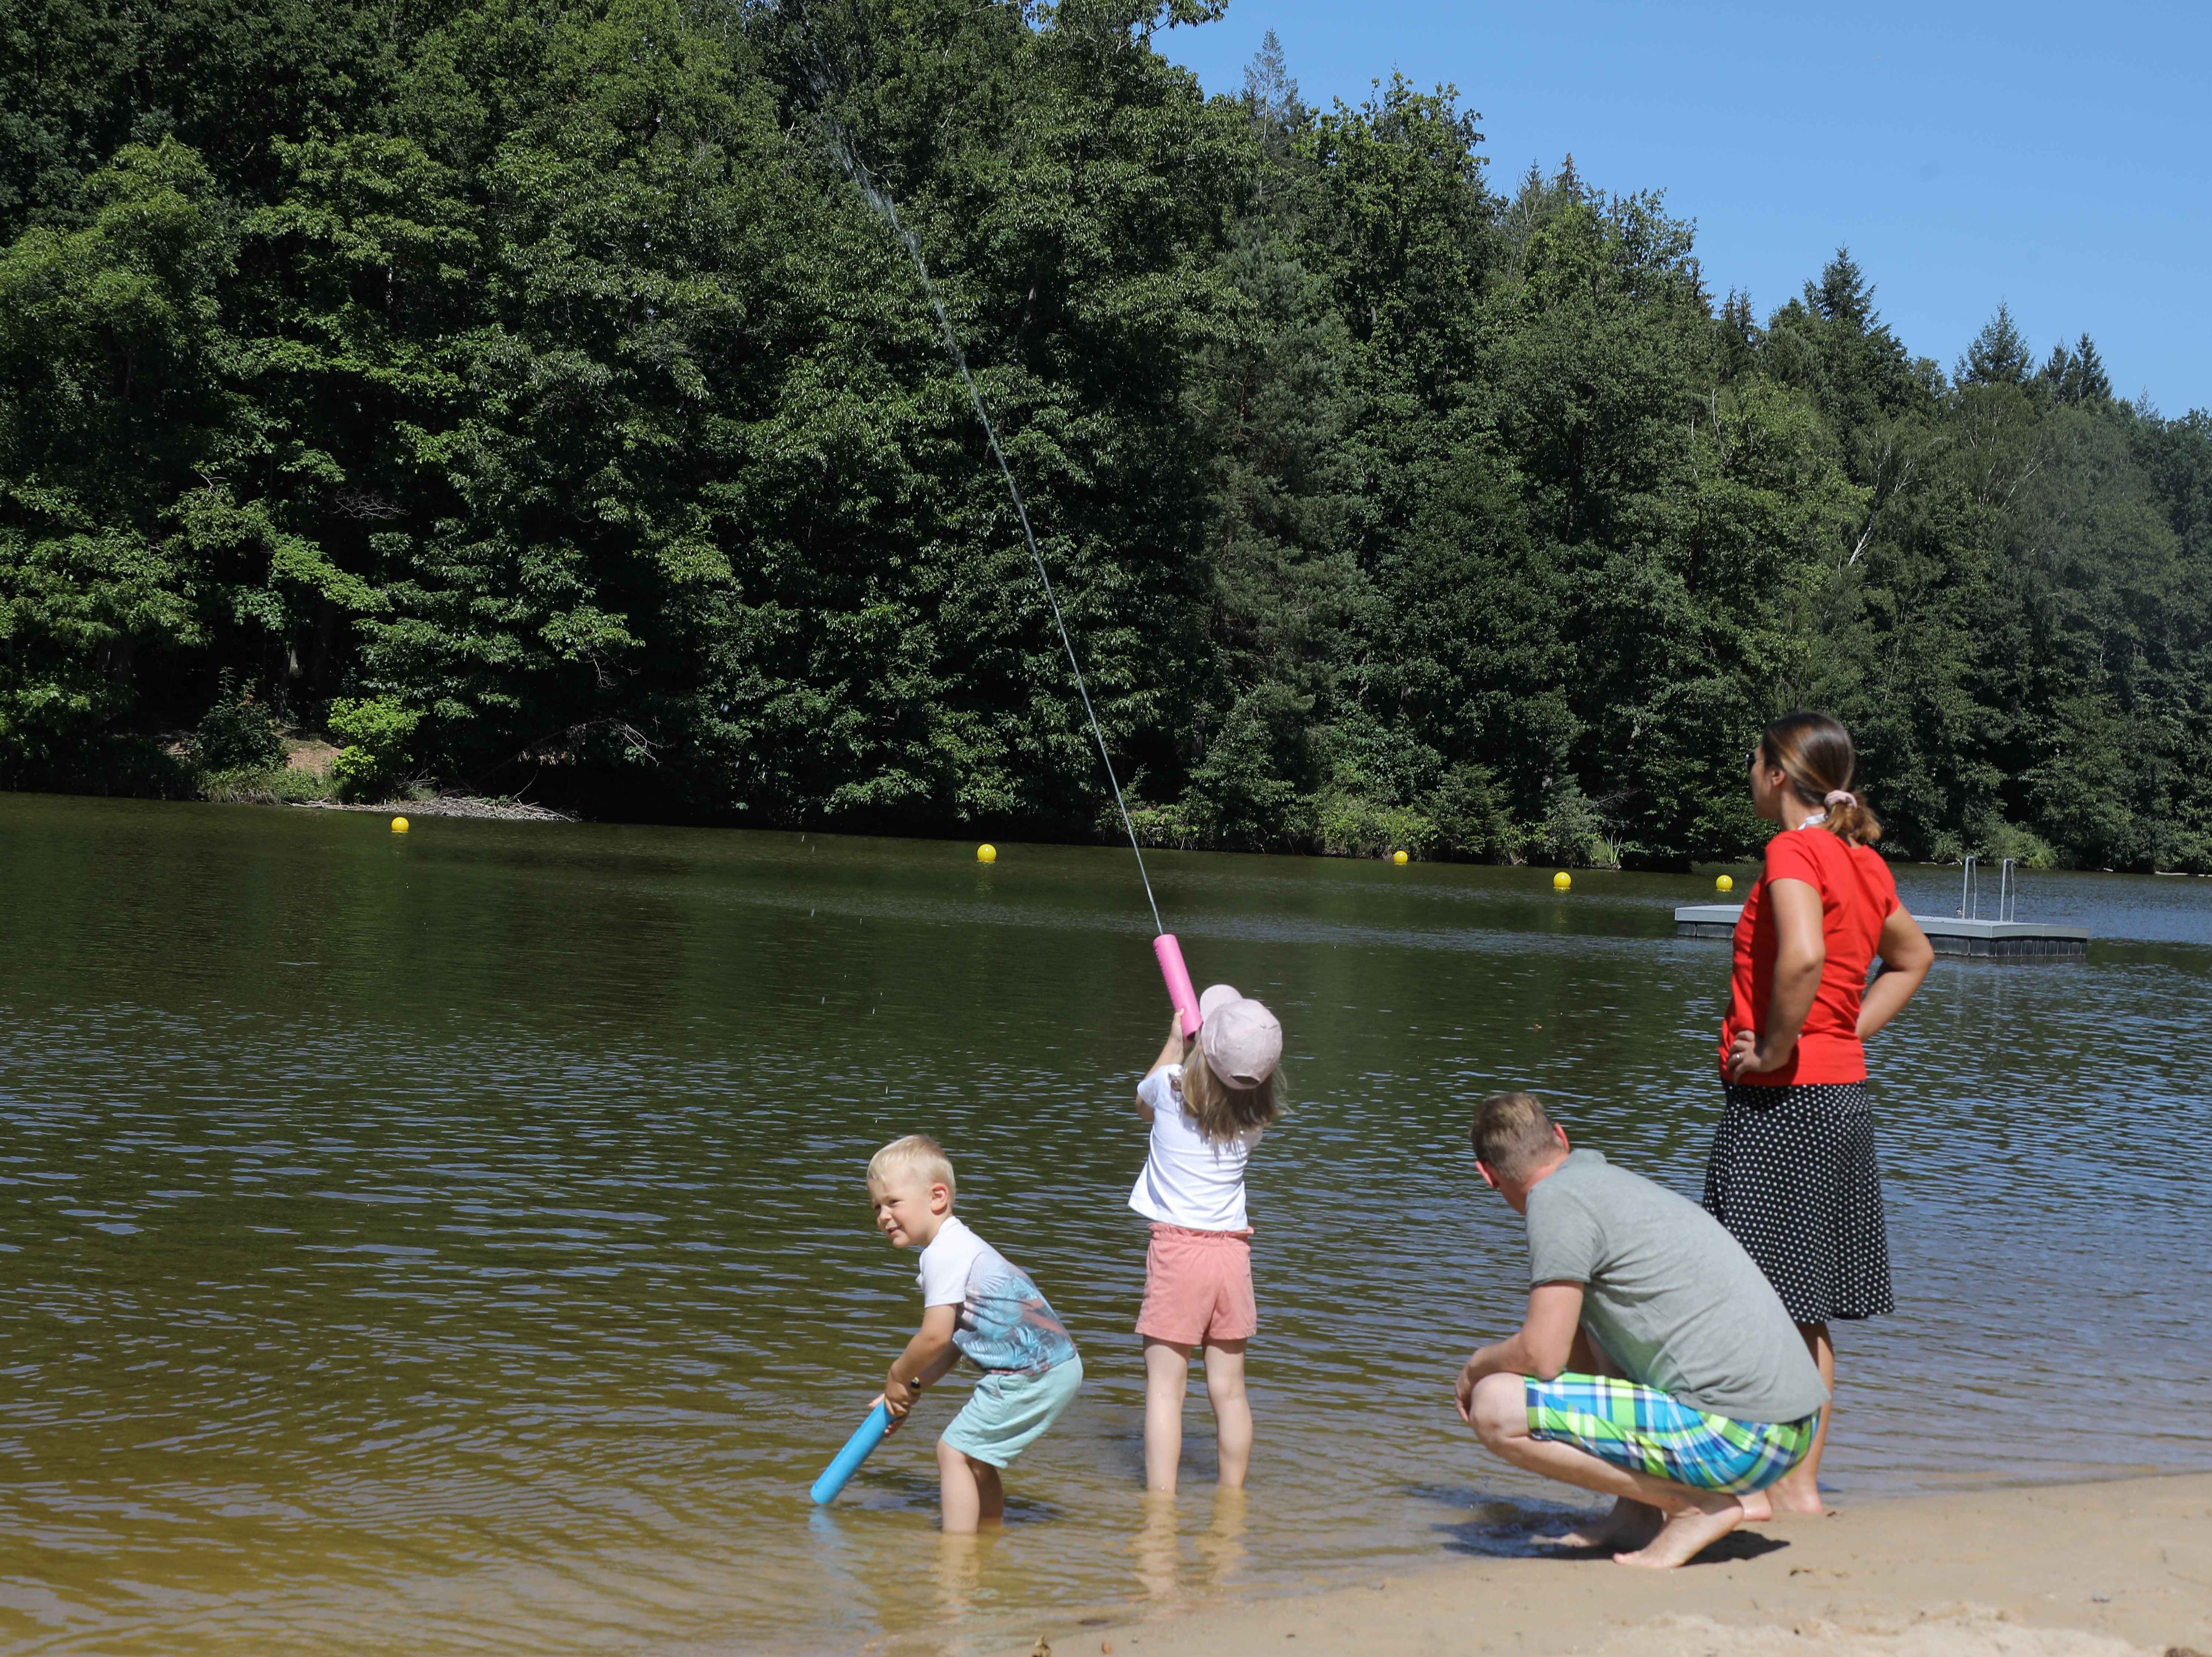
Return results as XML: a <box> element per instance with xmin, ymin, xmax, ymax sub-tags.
<box><xmin>997</xmin><ymin>1474</ymin><xmax>2212</xmax><ymax>1657</ymax></box>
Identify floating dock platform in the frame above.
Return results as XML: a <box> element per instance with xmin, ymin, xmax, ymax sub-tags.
<box><xmin>1675</xmin><ymin>904</ymin><xmax>1745</xmax><ymax>940</ymax></box>
<box><xmin>1672</xmin><ymin>905</ymin><xmax>2089</xmax><ymax>960</ymax></box>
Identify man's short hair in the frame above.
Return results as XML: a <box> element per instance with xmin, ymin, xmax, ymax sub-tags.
<box><xmin>1470</xmin><ymin>1091</ymin><xmax>1565</xmax><ymax>1180</ymax></box>
<box><xmin>868</xmin><ymin>1133</ymin><xmax>957</xmax><ymax>1200</ymax></box>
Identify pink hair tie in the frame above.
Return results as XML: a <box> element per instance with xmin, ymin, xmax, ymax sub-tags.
<box><xmin>1824</xmin><ymin>790</ymin><xmax>1856</xmax><ymax>809</ymax></box>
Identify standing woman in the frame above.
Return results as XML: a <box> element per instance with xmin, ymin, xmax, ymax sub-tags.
<box><xmin>1706</xmin><ymin>712</ymin><xmax>1934</xmax><ymax>1514</ymax></box>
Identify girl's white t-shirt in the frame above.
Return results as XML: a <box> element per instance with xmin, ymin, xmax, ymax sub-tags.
<box><xmin>1128</xmin><ymin>1063</ymin><xmax>1262</xmax><ymax>1231</ymax></box>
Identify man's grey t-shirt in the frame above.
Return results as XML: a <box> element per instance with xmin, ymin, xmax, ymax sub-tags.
<box><xmin>1524</xmin><ymin>1150</ymin><xmax>1828</xmax><ymax>1423</ymax></box>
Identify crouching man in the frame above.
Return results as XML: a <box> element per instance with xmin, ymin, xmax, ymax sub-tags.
<box><xmin>1455</xmin><ymin>1092</ymin><xmax>1828</xmax><ymax>1568</ymax></box>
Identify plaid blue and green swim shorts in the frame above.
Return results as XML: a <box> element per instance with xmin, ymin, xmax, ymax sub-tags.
<box><xmin>1525</xmin><ymin>1373</ymin><xmax>1818</xmax><ymax>1494</ymax></box>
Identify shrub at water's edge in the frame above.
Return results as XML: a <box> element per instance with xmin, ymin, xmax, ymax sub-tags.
<box><xmin>198</xmin><ymin>761</ymin><xmax>338</xmax><ymax>806</ymax></box>
<box><xmin>1116</xmin><ymin>763</ymin><xmax>1541</xmax><ymax>863</ymax></box>
<box><xmin>1313</xmin><ymin>797</ymin><xmax>1438</xmax><ymax>861</ymax></box>
<box><xmin>191</xmin><ymin>673</ymin><xmax>285</xmax><ymax>773</ymax></box>
<box><xmin>326</xmin><ymin>699</ymin><xmax>421</xmax><ymax>804</ymax></box>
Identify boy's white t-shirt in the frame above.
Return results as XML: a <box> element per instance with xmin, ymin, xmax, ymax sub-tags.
<box><xmin>1128</xmin><ymin>1063</ymin><xmax>1261</xmax><ymax>1231</ymax></box>
<box><xmin>915</xmin><ymin>1214</ymin><xmax>1076</xmax><ymax>1376</ymax></box>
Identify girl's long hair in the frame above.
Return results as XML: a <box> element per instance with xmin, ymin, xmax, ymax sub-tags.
<box><xmin>1180</xmin><ymin>1043</ymin><xmax>1283</xmax><ymax>1143</ymax></box>
<box><xmin>1758</xmin><ymin>711</ymin><xmax>1883</xmax><ymax>847</ymax></box>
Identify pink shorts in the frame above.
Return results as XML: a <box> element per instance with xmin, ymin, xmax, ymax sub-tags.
<box><xmin>1135</xmin><ymin>1224</ymin><xmax>1257</xmax><ymax>1344</ymax></box>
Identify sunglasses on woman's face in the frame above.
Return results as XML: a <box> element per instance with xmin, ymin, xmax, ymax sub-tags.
<box><xmin>1745</xmin><ymin>749</ymin><xmax>1760</xmax><ymax>770</ymax></box>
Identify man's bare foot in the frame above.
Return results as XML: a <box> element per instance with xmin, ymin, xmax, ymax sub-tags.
<box><xmin>1738</xmin><ymin>1489</ymin><xmax>1772</xmax><ymax>1522</ymax></box>
<box><xmin>1614</xmin><ymin>1500</ymin><xmax>1742</xmax><ymax>1569</ymax></box>
<box><xmin>1543</xmin><ymin>1497</ymin><xmax>1660</xmax><ymax>1550</ymax></box>
<box><xmin>1762</xmin><ymin>1473</ymin><xmax>1826</xmax><ymax>1515</ymax></box>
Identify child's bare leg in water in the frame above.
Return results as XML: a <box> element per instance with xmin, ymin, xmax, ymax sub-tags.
<box><xmin>1147</xmin><ymin>1337</ymin><xmax>1252</xmax><ymax>1491</ymax></box>
<box><xmin>936</xmin><ymin>1438</ymin><xmax>1003</xmax><ymax>1532</ymax></box>
<box><xmin>1144</xmin><ymin>1338</ymin><xmax>1193</xmax><ymax>1491</ymax></box>
<box><xmin>1203</xmin><ymin>1338</ymin><xmax>1251</xmax><ymax>1488</ymax></box>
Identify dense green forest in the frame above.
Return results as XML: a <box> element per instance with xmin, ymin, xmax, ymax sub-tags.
<box><xmin>6</xmin><ymin>0</ymin><xmax>2212</xmax><ymax>867</ymax></box>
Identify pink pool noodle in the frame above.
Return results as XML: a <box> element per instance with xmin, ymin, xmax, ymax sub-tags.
<box><xmin>1153</xmin><ymin>934</ymin><xmax>1202</xmax><ymax>1037</ymax></box>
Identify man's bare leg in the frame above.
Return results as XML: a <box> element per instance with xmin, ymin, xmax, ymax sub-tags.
<box><xmin>1613</xmin><ymin>1499</ymin><xmax>1747</xmax><ymax>1568</ymax></box>
<box><xmin>1469</xmin><ymin>1373</ymin><xmax>1742</xmax><ymax>1569</ymax></box>
<box><xmin>1760</xmin><ymin>1322</ymin><xmax>1834</xmax><ymax>1515</ymax></box>
<box><xmin>1545</xmin><ymin>1496</ymin><xmax>1663</xmax><ymax>1551</ymax></box>
<box><xmin>1537</xmin><ymin>1337</ymin><xmax>1651</xmax><ymax>1544</ymax></box>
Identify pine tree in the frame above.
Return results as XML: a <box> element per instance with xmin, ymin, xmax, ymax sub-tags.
<box><xmin>2038</xmin><ymin>332</ymin><xmax>2114</xmax><ymax>404</ymax></box>
<box><xmin>1242</xmin><ymin>29</ymin><xmax>1302</xmax><ymax>149</ymax></box>
<box><xmin>1717</xmin><ymin>287</ymin><xmax>1761</xmax><ymax>381</ymax></box>
<box><xmin>1758</xmin><ymin>247</ymin><xmax>1920</xmax><ymax>431</ymax></box>
<box><xmin>1960</xmin><ymin>301</ymin><xmax>2033</xmax><ymax>385</ymax></box>
<box><xmin>2066</xmin><ymin>333</ymin><xmax>2112</xmax><ymax>402</ymax></box>
<box><xmin>1814</xmin><ymin>246</ymin><xmax>1874</xmax><ymax>329</ymax></box>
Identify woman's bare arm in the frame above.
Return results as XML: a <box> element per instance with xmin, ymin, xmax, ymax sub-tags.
<box><xmin>1858</xmin><ymin>906</ymin><xmax>1933</xmax><ymax>1040</ymax></box>
<box><xmin>1729</xmin><ymin>877</ymin><xmax>1825</xmax><ymax>1079</ymax></box>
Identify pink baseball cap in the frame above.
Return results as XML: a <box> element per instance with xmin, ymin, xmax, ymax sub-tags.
<box><xmin>1197</xmin><ymin>983</ymin><xmax>1282</xmax><ymax>1088</ymax></box>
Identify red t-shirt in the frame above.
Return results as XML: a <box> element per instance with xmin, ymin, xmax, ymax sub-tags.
<box><xmin>1719</xmin><ymin>824</ymin><xmax>1901</xmax><ymax>1086</ymax></box>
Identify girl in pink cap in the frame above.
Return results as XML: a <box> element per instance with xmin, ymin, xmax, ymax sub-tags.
<box><xmin>1129</xmin><ymin>983</ymin><xmax>1284</xmax><ymax>1493</ymax></box>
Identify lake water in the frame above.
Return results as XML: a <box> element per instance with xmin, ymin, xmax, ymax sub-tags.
<box><xmin>0</xmin><ymin>794</ymin><xmax>2205</xmax><ymax>1654</ymax></box>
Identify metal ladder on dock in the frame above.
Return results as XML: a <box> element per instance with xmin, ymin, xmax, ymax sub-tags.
<box><xmin>1958</xmin><ymin>855</ymin><xmax>2018</xmax><ymax>923</ymax></box>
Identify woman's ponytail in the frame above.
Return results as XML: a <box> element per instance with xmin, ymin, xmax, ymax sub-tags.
<box><xmin>1818</xmin><ymin>790</ymin><xmax>1883</xmax><ymax>847</ymax></box>
<box><xmin>1759</xmin><ymin>712</ymin><xmax>1883</xmax><ymax>847</ymax></box>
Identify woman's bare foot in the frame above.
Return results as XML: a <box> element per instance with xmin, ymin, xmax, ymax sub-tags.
<box><xmin>1543</xmin><ymin>1497</ymin><xmax>1660</xmax><ymax>1550</ymax></box>
<box><xmin>1614</xmin><ymin>1498</ymin><xmax>1742</xmax><ymax>1569</ymax></box>
<box><xmin>1737</xmin><ymin>1489</ymin><xmax>1773</xmax><ymax>1522</ymax></box>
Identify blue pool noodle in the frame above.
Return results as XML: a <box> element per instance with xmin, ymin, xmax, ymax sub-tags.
<box><xmin>811</xmin><ymin>1402</ymin><xmax>893</xmax><ymax>1504</ymax></box>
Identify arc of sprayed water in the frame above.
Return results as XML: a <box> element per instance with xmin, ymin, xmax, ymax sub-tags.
<box><xmin>803</xmin><ymin>95</ymin><xmax>1168</xmax><ymax>934</ymax></box>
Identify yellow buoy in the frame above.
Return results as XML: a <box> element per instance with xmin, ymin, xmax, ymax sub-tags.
<box><xmin>976</xmin><ymin>843</ymin><xmax>997</xmax><ymax>863</ymax></box>
<box><xmin>1552</xmin><ymin>870</ymin><xmax>1571</xmax><ymax>891</ymax></box>
<box><xmin>1392</xmin><ymin>849</ymin><xmax>1409</xmax><ymax>865</ymax></box>
<box><xmin>391</xmin><ymin>816</ymin><xmax>410</xmax><ymax>834</ymax></box>
<box><xmin>1716</xmin><ymin>873</ymin><xmax>1734</xmax><ymax>893</ymax></box>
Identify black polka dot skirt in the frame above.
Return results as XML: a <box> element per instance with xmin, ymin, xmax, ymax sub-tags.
<box><xmin>1701</xmin><ymin>1080</ymin><xmax>1895</xmax><ymax>1324</ymax></box>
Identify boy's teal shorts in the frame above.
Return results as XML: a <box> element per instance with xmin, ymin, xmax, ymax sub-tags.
<box><xmin>941</xmin><ymin>1356</ymin><xmax>1083</xmax><ymax>1468</ymax></box>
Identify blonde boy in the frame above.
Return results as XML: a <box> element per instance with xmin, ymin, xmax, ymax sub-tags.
<box><xmin>866</xmin><ymin>1135</ymin><xmax>1082</xmax><ymax>1531</ymax></box>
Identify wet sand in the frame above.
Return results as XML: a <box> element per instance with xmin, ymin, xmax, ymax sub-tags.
<box><xmin>1002</xmin><ymin>1473</ymin><xmax>2212</xmax><ymax>1657</ymax></box>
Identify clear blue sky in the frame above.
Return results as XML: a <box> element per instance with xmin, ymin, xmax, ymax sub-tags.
<box><xmin>1162</xmin><ymin>1</ymin><xmax>2211</xmax><ymax>416</ymax></box>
